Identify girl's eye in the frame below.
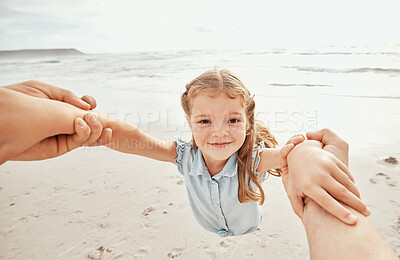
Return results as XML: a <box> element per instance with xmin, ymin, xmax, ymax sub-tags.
<box><xmin>228</xmin><ymin>119</ymin><xmax>240</xmax><ymax>124</ymax></box>
<box><xmin>199</xmin><ymin>120</ymin><xmax>211</xmax><ymax>124</ymax></box>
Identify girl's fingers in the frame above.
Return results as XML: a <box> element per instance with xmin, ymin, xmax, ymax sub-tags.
<box><xmin>323</xmin><ymin>176</ymin><xmax>370</xmax><ymax>216</ymax></box>
<box><xmin>306</xmin><ymin>186</ymin><xmax>358</xmax><ymax>225</ymax></box>
<box><xmin>280</xmin><ymin>144</ymin><xmax>293</xmax><ymax>177</ymax></box>
<box><xmin>89</xmin><ymin>128</ymin><xmax>112</xmax><ymax>146</ymax></box>
<box><xmin>68</xmin><ymin>118</ymin><xmax>91</xmax><ymax>150</ymax></box>
<box><xmin>83</xmin><ymin>113</ymin><xmax>103</xmax><ymax>145</ymax></box>
<box><xmin>280</xmin><ymin>143</ymin><xmax>294</xmax><ymax>159</ymax></box>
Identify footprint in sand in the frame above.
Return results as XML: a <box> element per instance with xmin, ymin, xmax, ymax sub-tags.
<box><xmin>81</xmin><ymin>190</ymin><xmax>96</xmax><ymax>196</ymax></box>
<box><xmin>257</xmin><ymin>240</ymin><xmax>267</xmax><ymax>248</ymax></box>
<box><xmin>152</xmin><ymin>186</ymin><xmax>168</xmax><ymax>194</ymax></box>
<box><xmin>53</xmin><ymin>185</ymin><xmax>67</xmax><ymax>193</ymax></box>
<box><xmin>220</xmin><ymin>239</ymin><xmax>233</xmax><ymax>248</ymax></box>
<box><xmin>98</xmin><ymin>222</ymin><xmax>109</xmax><ymax>228</ymax></box>
<box><xmin>391</xmin><ymin>216</ymin><xmax>400</xmax><ymax>235</ymax></box>
<box><xmin>142</xmin><ymin>207</ymin><xmax>155</xmax><ymax>217</ymax></box>
<box><xmin>112</xmin><ymin>253</ymin><xmax>126</xmax><ymax>259</ymax></box>
<box><xmin>20</xmin><ymin>214</ymin><xmax>40</xmax><ymax>221</ymax></box>
<box><xmin>267</xmin><ymin>233</ymin><xmax>280</xmax><ymax>238</ymax></box>
<box><xmin>103</xmin><ymin>211</ymin><xmax>111</xmax><ymax>219</ymax></box>
<box><xmin>370</xmin><ymin>172</ymin><xmax>397</xmax><ymax>187</ymax></box>
<box><xmin>219</xmin><ymin>238</ymin><xmax>238</xmax><ymax>254</ymax></box>
<box><xmin>133</xmin><ymin>248</ymin><xmax>148</xmax><ymax>258</ymax></box>
<box><xmin>383</xmin><ymin>156</ymin><xmax>398</xmax><ymax>165</ymax></box>
<box><xmin>87</xmin><ymin>246</ymin><xmax>113</xmax><ymax>260</ymax></box>
<box><xmin>105</xmin><ymin>184</ymin><xmax>120</xmax><ymax>190</ymax></box>
<box><xmin>167</xmin><ymin>248</ymin><xmax>184</xmax><ymax>259</ymax></box>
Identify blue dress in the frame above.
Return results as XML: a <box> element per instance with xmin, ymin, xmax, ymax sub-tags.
<box><xmin>174</xmin><ymin>136</ymin><xmax>267</xmax><ymax>237</ymax></box>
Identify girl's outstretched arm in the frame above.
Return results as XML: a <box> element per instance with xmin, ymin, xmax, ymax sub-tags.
<box><xmin>97</xmin><ymin>115</ymin><xmax>178</xmax><ymax>164</ymax></box>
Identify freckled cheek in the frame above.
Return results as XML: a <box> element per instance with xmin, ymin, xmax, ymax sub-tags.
<box><xmin>229</xmin><ymin>124</ymin><xmax>247</xmax><ymax>138</ymax></box>
<box><xmin>192</xmin><ymin>126</ymin><xmax>209</xmax><ymax>144</ymax></box>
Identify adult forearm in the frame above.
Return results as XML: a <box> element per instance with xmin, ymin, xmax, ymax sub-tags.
<box><xmin>302</xmin><ymin>198</ymin><xmax>397</xmax><ymax>260</ymax></box>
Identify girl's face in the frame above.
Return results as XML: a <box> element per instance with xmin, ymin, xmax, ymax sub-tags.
<box><xmin>187</xmin><ymin>92</ymin><xmax>247</xmax><ymax>163</ymax></box>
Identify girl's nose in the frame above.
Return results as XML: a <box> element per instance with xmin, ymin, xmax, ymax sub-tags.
<box><xmin>211</xmin><ymin>122</ymin><xmax>228</xmax><ymax>137</ymax></box>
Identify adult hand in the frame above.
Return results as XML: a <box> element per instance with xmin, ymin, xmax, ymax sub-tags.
<box><xmin>3</xmin><ymin>81</ymin><xmax>111</xmax><ymax>161</ymax></box>
<box><xmin>306</xmin><ymin>128</ymin><xmax>350</xmax><ymax>168</ymax></box>
<box><xmin>282</xmin><ymin>129</ymin><xmax>370</xmax><ymax>225</ymax></box>
<box><xmin>11</xmin><ymin>114</ymin><xmax>112</xmax><ymax>161</ymax></box>
<box><xmin>3</xmin><ymin>80</ymin><xmax>97</xmax><ymax>110</ymax></box>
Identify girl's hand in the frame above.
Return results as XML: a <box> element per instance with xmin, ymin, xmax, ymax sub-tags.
<box><xmin>280</xmin><ymin>134</ymin><xmax>306</xmax><ymax>217</ymax></box>
<box><xmin>283</xmin><ymin>140</ymin><xmax>370</xmax><ymax>225</ymax></box>
<box><xmin>10</xmin><ymin>114</ymin><xmax>112</xmax><ymax>161</ymax></box>
<box><xmin>280</xmin><ymin>134</ymin><xmax>306</xmax><ymax>176</ymax></box>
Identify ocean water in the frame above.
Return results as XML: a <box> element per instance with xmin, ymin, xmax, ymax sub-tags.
<box><xmin>1</xmin><ymin>44</ymin><xmax>399</xmax><ymax>150</ymax></box>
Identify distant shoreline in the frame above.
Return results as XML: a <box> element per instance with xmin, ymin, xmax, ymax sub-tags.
<box><xmin>0</xmin><ymin>48</ymin><xmax>85</xmax><ymax>59</ymax></box>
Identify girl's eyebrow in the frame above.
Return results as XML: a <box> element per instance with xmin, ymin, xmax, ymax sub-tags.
<box><xmin>193</xmin><ymin>112</ymin><xmax>244</xmax><ymax>119</ymax></box>
<box><xmin>193</xmin><ymin>114</ymin><xmax>209</xmax><ymax>119</ymax></box>
<box><xmin>230</xmin><ymin>112</ymin><xmax>245</xmax><ymax>116</ymax></box>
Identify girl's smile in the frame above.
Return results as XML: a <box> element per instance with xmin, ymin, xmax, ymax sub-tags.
<box><xmin>207</xmin><ymin>141</ymin><xmax>234</xmax><ymax>148</ymax></box>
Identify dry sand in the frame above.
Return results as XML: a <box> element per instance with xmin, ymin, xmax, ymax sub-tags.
<box><xmin>0</xmin><ymin>129</ymin><xmax>399</xmax><ymax>259</ymax></box>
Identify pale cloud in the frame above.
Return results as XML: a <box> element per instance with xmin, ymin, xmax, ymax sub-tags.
<box><xmin>0</xmin><ymin>0</ymin><xmax>399</xmax><ymax>53</ymax></box>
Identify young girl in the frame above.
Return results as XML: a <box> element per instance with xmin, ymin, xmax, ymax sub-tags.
<box><xmin>174</xmin><ymin>69</ymin><xmax>288</xmax><ymax>236</ymax></box>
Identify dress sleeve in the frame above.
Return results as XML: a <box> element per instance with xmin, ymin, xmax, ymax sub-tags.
<box><xmin>174</xmin><ymin>136</ymin><xmax>187</xmax><ymax>175</ymax></box>
<box><xmin>251</xmin><ymin>141</ymin><xmax>267</xmax><ymax>183</ymax></box>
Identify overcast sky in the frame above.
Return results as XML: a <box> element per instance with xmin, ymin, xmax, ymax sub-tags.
<box><xmin>1</xmin><ymin>0</ymin><xmax>399</xmax><ymax>53</ymax></box>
